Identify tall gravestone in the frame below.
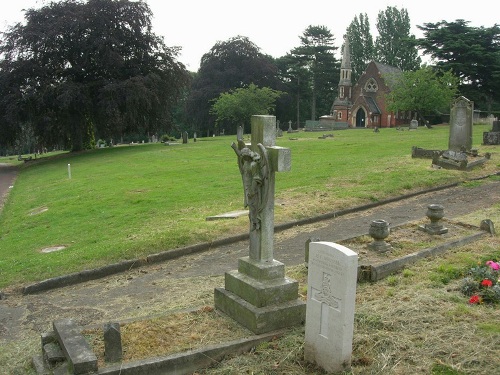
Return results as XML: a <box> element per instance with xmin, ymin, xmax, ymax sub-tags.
<box><xmin>237</xmin><ymin>125</ymin><xmax>244</xmax><ymax>141</ymax></box>
<box><xmin>214</xmin><ymin>115</ymin><xmax>305</xmax><ymax>334</ymax></box>
<box><xmin>448</xmin><ymin>96</ymin><xmax>473</xmax><ymax>151</ymax></box>
<box><xmin>305</xmin><ymin>241</ymin><xmax>358</xmax><ymax>373</ymax></box>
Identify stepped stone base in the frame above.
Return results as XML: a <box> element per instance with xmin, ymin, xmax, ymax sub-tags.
<box><xmin>215</xmin><ymin>257</ymin><xmax>305</xmax><ymax>334</ymax></box>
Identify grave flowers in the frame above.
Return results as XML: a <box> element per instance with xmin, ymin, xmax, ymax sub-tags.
<box><xmin>460</xmin><ymin>260</ymin><xmax>500</xmax><ymax>305</ymax></box>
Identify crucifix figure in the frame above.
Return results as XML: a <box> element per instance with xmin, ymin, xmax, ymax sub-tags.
<box><xmin>231</xmin><ymin>115</ymin><xmax>291</xmax><ymax>262</ymax></box>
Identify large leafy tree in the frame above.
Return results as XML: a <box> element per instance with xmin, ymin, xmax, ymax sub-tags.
<box><xmin>417</xmin><ymin>20</ymin><xmax>500</xmax><ymax>112</ymax></box>
<box><xmin>386</xmin><ymin>67</ymin><xmax>458</xmax><ymax>122</ymax></box>
<box><xmin>375</xmin><ymin>6</ymin><xmax>421</xmax><ymax>71</ymax></box>
<box><xmin>186</xmin><ymin>36</ymin><xmax>280</xmax><ymax>136</ymax></box>
<box><xmin>0</xmin><ymin>0</ymin><xmax>189</xmax><ymax>152</ymax></box>
<box><xmin>290</xmin><ymin>25</ymin><xmax>339</xmax><ymax>120</ymax></box>
<box><xmin>210</xmin><ymin>83</ymin><xmax>283</xmax><ymax>132</ymax></box>
<box><xmin>347</xmin><ymin>13</ymin><xmax>375</xmax><ymax>83</ymax></box>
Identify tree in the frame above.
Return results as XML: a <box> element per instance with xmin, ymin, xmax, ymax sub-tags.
<box><xmin>186</xmin><ymin>36</ymin><xmax>280</xmax><ymax>135</ymax></box>
<box><xmin>210</xmin><ymin>84</ymin><xmax>283</xmax><ymax>132</ymax></box>
<box><xmin>417</xmin><ymin>20</ymin><xmax>500</xmax><ymax>112</ymax></box>
<box><xmin>0</xmin><ymin>0</ymin><xmax>189</xmax><ymax>151</ymax></box>
<box><xmin>375</xmin><ymin>6</ymin><xmax>421</xmax><ymax>71</ymax></box>
<box><xmin>386</xmin><ymin>66</ymin><xmax>458</xmax><ymax>122</ymax></box>
<box><xmin>290</xmin><ymin>26</ymin><xmax>339</xmax><ymax>120</ymax></box>
<box><xmin>347</xmin><ymin>13</ymin><xmax>375</xmax><ymax>82</ymax></box>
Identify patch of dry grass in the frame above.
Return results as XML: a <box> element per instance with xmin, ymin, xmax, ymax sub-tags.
<box><xmin>83</xmin><ymin>306</ymin><xmax>252</xmax><ymax>368</ymax></box>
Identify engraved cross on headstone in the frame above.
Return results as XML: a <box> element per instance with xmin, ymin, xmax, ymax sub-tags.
<box><xmin>232</xmin><ymin>115</ymin><xmax>291</xmax><ymax>262</ymax></box>
<box><xmin>310</xmin><ymin>272</ymin><xmax>340</xmax><ymax>338</ymax></box>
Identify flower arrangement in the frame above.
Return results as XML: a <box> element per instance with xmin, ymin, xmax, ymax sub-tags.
<box><xmin>459</xmin><ymin>260</ymin><xmax>500</xmax><ymax>305</ymax></box>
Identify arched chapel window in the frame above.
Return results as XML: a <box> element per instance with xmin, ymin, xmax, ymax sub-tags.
<box><xmin>365</xmin><ymin>78</ymin><xmax>378</xmax><ymax>92</ymax></box>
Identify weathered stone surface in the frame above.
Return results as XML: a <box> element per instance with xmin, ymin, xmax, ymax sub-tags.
<box><xmin>448</xmin><ymin>96</ymin><xmax>473</xmax><ymax>151</ymax></box>
<box><xmin>104</xmin><ymin>322</ymin><xmax>122</xmax><ymax>363</ymax></box>
<box><xmin>53</xmin><ymin>318</ymin><xmax>97</xmax><ymax>374</ymax></box>
<box><xmin>214</xmin><ymin>288</ymin><xmax>305</xmax><ymax>334</ymax></box>
<box><xmin>215</xmin><ymin>115</ymin><xmax>305</xmax><ymax>334</ymax></box>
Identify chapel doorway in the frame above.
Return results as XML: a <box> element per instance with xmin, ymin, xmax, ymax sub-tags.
<box><xmin>356</xmin><ymin>108</ymin><xmax>366</xmax><ymax>127</ymax></box>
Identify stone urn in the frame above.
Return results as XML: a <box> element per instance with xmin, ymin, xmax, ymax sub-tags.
<box><xmin>420</xmin><ymin>204</ymin><xmax>448</xmax><ymax>235</ymax></box>
<box><xmin>368</xmin><ymin>219</ymin><xmax>392</xmax><ymax>252</ymax></box>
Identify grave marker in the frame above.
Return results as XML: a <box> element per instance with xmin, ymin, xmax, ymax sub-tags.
<box><xmin>449</xmin><ymin>96</ymin><xmax>473</xmax><ymax>151</ymax></box>
<box><xmin>305</xmin><ymin>241</ymin><xmax>358</xmax><ymax>373</ymax></box>
<box><xmin>214</xmin><ymin>115</ymin><xmax>305</xmax><ymax>334</ymax></box>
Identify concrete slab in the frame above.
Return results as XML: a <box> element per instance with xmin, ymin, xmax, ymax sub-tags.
<box><xmin>206</xmin><ymin>210</ymin><xmax>248</xmax><ymax>221</ymax></box>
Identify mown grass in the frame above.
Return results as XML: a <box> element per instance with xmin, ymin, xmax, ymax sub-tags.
<box><xmin>0</xmin><ymin>124</ymin><xmax>498</xmax><ymax>288</ymax></box>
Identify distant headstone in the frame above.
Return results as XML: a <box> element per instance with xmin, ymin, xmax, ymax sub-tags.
<box><xmin>305</xmin><ymin>241</ymin><xmax>358</xmax><ymax>373</ymax></box>
<box><xmin>103</xmin><ymin>322</ymin><xmax>122</xmax><ymax>363</ymax></box>
<box><xmin>193</xmin><ymin>132</ymin><xmax>197</xmax><ymax>142</ymax></box>
<box><xmin>449</xmin><ymin>96</ymin><xmax>473</xmax><ymax>151</ymax></box>
<box><xmin>483</xmin><ymin>120</ymin><xmax>500</xmax><ymax>145</ymax></box>
<box><xmin>237</xmin><ymin>125</ymin><xmax>243</xmax><ymax>141</ymax></box>
<box><xmin>288</xmin><ymin>120</ymin><xmax>293</xmax><ymax>132</ymax></box>
<box><xmin>182</xmin><ymin>131</ymin><xmax>188</xmax><ymax>144</ymax></box>
<box><xmin>409</xmin><ymin>119</ymin><xmax>418</xmax><ymax>130</ymax></box>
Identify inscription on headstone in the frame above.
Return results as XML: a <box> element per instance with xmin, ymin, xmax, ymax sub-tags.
<box><xmin>305</xmin><ymin>242</ymin><xmax>358</xmax><ymax>373</ymax></box>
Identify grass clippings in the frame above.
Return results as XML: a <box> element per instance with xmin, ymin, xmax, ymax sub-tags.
<box><xmin>83</xmin><ymin>306</ymin><xmax>252</xmax><ymax>368</ymax></box>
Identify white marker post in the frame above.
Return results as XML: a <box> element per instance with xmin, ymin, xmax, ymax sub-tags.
<box><xmin>68</xmin><ymin>164</ymin><xmax>71</xmax><ymax>179</ymax></box>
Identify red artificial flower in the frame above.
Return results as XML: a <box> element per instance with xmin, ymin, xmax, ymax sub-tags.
<box><xmin>469</xmin><ymin>295</ymin><xmax>481</xmax><ymax>304</ymax></box>
<box><xmin>481</xmin><ymin>279</ymin><xmax>493</xmax><ymax>287</ymax></box>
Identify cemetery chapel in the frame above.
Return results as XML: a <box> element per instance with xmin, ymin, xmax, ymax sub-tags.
<box><xmin>329</xmin><ymin>37</ymin><xmax>415</xmax><ymax>128</ymax></box>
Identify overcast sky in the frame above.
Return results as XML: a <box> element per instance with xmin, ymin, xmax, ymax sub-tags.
<box><xmin>1</xmin><ymin>0</ymin><xmax>498</xmax><ymax>71</ymax></box>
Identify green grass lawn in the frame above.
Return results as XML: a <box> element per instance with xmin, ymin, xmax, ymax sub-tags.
<box><xmin>0</xmin><ymin>124</ymin><xmax>498</xmax><ymax>288</ymax></box>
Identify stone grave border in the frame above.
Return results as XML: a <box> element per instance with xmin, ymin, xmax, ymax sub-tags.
<box><xmin>355</xmin><ymin>219</ymin><xmax>492</xmax><ymax>282</ymax></box>
<box><xmin>33</xmin><ymin>307</ymin><xmax>285</xmax><ymax>375</ymax></box>
<box><xmin>21</xmin><ymin>171</ymin><xmax>500</xmax><ymax>295</ymax></box>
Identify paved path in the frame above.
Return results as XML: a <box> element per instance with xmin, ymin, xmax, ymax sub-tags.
<box><xmin>0</xmin><ymin>177</ymin><xmax>499</xmax><ymax>344</ymax></box>
<box><xmin>0</xmin><ymin>163</ymin><xmax>18</xmax><ymax>212</ymax></box>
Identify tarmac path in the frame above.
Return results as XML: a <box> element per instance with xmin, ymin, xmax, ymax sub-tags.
<box><xmin>0</xmin><ymin>169</ymin><xmax>499</xmax><ymax>346</ymax></box>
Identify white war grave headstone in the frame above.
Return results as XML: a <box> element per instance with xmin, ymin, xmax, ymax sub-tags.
<box><xmin>305</xmin><ymin>241</ymin><xmax>358</xmax><ymax>373</ymax></box>
<box><xmin>214</xmin><ymin>115</ymin><xmax>305</xmax><ymax>334</ymax></box>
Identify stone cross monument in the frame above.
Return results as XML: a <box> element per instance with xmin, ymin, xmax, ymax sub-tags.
<box><xmin>214</xmin><ymin>115</ymin><xmax>305</xmax><ymax>334</ymax></box>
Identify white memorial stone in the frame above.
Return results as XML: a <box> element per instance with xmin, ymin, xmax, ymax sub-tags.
<box><xmin>305</xmin><ymin>241</ymin><xmax>358</xmax><ymax>373</ymax></box>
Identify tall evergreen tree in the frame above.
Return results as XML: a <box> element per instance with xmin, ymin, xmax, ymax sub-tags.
<box><xmin>375</xmin><ymin>6</ymin><xmax>421</xmax><ymax>71</ymax></box>
<box><xmin>290</xmin><ymin>25</ymin><xmax>339</xmax><ymax>120</ymax></box>
<box><xmin>417</xmin><ymin>20</ymin><xmax>500</xmax><ymax>112</ymax></box>
<box><xmin>346</xmin><ymin>13</ymin><xmax>375</xmax><ymax>82</ymax></box>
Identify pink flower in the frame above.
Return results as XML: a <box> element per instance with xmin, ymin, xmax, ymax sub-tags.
<box><xmin>486</xmin><ymin>261</ymin><xmax>500</xmax><ymax>271</ymax></box>
<box><xmin>481</xmin><ymin>279</ymin><xmax>493</xmax><ymax>287</ymax></box>
<box><xmin>469</xmin><ymin>295</ymin><xmax>482</xmax><ymax>304</ymax></box>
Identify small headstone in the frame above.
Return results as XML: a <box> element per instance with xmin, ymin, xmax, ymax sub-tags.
<box><xmin>409</xmin><ymin>119</ymin><xmax>418</xmax><ymax>130</ymax></box>
<box><xmin>193</xmin><ymin>132</ymin><xmax>197</xmax><ymax>142</ymax></box>
<box><xmin>104</xmin><ymin>322</ymin><xmax>122</xmax><ymax>363</ymax></box>
<box><xmin>288</xmin><ymin>120</ymin><xmax>293</xmax><ymax>132</ymax></box>
<box><xmin>237</xmin><ymin>125</ymin><xmax>243</xmax><ymax>141</ymax></box>
<box><xmin>305</xmin><ymin>241</ymin><xmax>358</xmax><ymax>373</ymax></box>
<box><xmin>480</xmin><ymin>219</ymin><xmax>495</xmax><ymax>235</ymax></box>
<box><xmin>449</xmin><ymin>96</ymin><xmax>473</xmax><ymax>151</ymax></box>
<box><xmin>304</xmin><ymin>237</ymin><xmax>320</xmax><ymax>266</ymax></box>
<box><xmin>182</xmin><ymin>131</ymin><xmax>188</xmax><ymax>144</ymax></box>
